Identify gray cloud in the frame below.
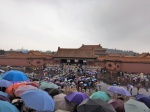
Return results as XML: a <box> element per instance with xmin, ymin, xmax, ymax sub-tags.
<box><xmin>0</xmin><ymin>0</ymin><xmax>150</xmax><ymax>53</ymax></box>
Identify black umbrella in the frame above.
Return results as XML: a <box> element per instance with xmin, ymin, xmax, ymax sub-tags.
<box><xmin>77</xmin><ymin>98</ymin><xmax>116</xmax><ymax>112</ymax></box>
<box><xmin>44</xmin><ymin>88</ymin><xmax>61</xmax><ymax>97</ymax></box>
<box><xmin>138</xmin><ymin>97</ymin><xmax>150</xmax><ymax>108</ymax></box>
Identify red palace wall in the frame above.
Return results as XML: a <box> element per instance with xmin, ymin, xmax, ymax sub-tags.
<box><xmin>28</xmin><ymin>59</ymin><xmax>45</xmax><ymax>67</ymax></box>
<box><xmin>105</xmin><ymin>62</ymin><xmax>121</xmax><ymax>71</ymax></box>
<box><xmin>120</xmin><ymin>63</ymin><xmax>150</xmax><ymax>73</ymax></box>
<box><xmin>0</xmin><ymin>59</ymin><xmax>28</xmax><ymax>67</ymax></box>
<box><xmin>105</xmin><ymin>61</ymin><xmax>150</xmax><ymax>73</ymax></box>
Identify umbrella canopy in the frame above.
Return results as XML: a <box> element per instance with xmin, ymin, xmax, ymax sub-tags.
<box><xmin>0</xmin><ymin>91</ymin><xmax>10</xmax><ymax>98</ymax></box>
<box><xmin>0</xmin><ymin>100</ymin><xmax>19</xmax><ymax>112</ymax></box>
<box><xmin>108</xmin><ymin>99</ymin><xmax>125</xmax><ymax>112</ymax></box>
<box><xmin>124</xmin><ymin>99</ymin><xmax>150</xmax><ymax>112</ymax></box>
<box><xmin>54</xmin><ymin>93</ymin><xmax>76</xmax><ymax>111</ymax></box>
<box><xmin>44</xmin><ymin>88</ymin><xmax>61</xmax><ymax>97</ymax></box>
<box><xmin>135</xmin><ymin>94</ymin><xmax>149</xmax><ymax>100</ymax></box>
<box><xmin>54</xmin><ymin>93</ymin><xmax>66</xmax><ymax>99</ymax></box>
<box><xmin>15</xmin><ymin>85</ymin><xmax>38</xmax><ymax>97</ymax></box>
<box><xmin>2</xmin><ymin>70</ymin><xmax>28</xmax><ymax>82</ymax></box>
<box><xmin>25</xmin><ymin>81</ymin><xmax>39</xmax><ymax>88</ymax></box>
<box><xmin>21</xmin><ymin>89</ymin><xmax>55</xmax><ymax>112</ymax></box>
<box><xmin>55</xmin><ymin>109</ymin><xmax>70</xmax><ymax>112</ymax></box>
<box><xmin>107</xmin><ymin>86</ymin><xmax>131</xmax><ymax>96</ymax></box>
<box><xmin>65</xmin><ymin>92</ymin><xmax>89</xmax><ymax>104</ymax></box>
<box><xmin>138</xmin><ymin>97</ymin><xmax>150</xmax><ymax>108</ymax></box>
<box><xmin>90</xmin><ymin>91</ymin><xmax>110</xmax><ymax>102</ymax></box>
<box><xmin>0</xmin><ymin>95</ymin><xmax>11</xmax><ymax>102</ymax></box>
<box><xmin>0</xmin><ymin>69</ymin><xmax>5</xmax><ymax>73</ymax></box>
<box><xmin>39</xmin><ymin>81</ymin><xmax>58</xmax><ymax>90</ymax></box>
<box><xmin>77</xmin><ymin>98</ymin><xmax>116</xmax><ymax>112</ymax></box>
<box><xmin>0</xmin><ymin>79</ymin><xmax>12</xmax><ymax>87</ymax></box>
<box><xmin>5</xmin><ymin>83</ymin><xmax>26</xmax><ymax>98</ymax></box>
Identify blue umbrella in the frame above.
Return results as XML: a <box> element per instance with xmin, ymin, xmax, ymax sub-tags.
<box><xmin>107</xmin><ymin>86</ymin><xmax>131</xmax><ymax>96</ymax></box>
<box><xmin>135</xmin><ymin>94</ymin><xmax>149</xmax><ymax>100</ymax></box>
<box><xmin>65</xmin><ymin>92</ymin><xmax>89</xmax><ymax>104</ymax></box>
<box><xmin>2</xmin><ymin>70</ymin><xmax>28</xmax><ymax>82</ymax></box>
<box><xmin>0</xmin><ymin>95</ymin><xmax>11</xmax><ymax>102</ymax></box>
<box><xmin>0</xmin><ymin>91</ymin><xmax>10</xmax><ymax>98</ymax></box>
<box><xmin>0</xmin><ymin>79</ymin><xmax>12</xmax><ymax>87</ymax></box>
<box><xmin>21</xmin><ymin>89</ymin><xmax>55</xmax><ymax>112</ymax></box>
<box><xmin>0</xmin><ymin>76</ymin><xmax>2</xmax><ymax>80</ymax></box>
<box><xmin>138</xmin><ymin>97</ymin><xmax>150</xmax><ymax>108</ymax></box>
<box><xmin>0</xmin><ymin>100</ymin><xmax>19</xmax><ymax>112</ymax></box>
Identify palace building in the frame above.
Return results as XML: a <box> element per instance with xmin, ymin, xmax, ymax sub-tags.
<box><xmin>53</xmin><ymin>44</ymin><xmax>107</xmax><ymax>65</ymax></box>
<box><xmin>0</xmin><ymin>44</ymin><xmax>150</xmax><ymax>73</ymax></box>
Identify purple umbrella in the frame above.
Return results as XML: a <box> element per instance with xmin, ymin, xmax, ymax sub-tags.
<box><xmin>0</xmin><ymin>80</ymin><xmax>12</xmax><ymax>87</ymax></box>
<box><xmin>107</xmin><ymin>86</ymin><xmax>131</xmax><ymax>96</ymax></box>
<box><xmin>65</xmin><ymin>92</ymin><xmax>89</xmax><ymax>104</ymax></box>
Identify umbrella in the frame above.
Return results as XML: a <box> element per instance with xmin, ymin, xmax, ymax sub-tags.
<box><xmin>39</xmin><ymin>81</ymin><xmax>58</xmax><ymax>90</ymax></box>
<box><xmin>65</xmin><ymin>92</ymin><xmax>89</xmax><ymax>104</ymax></box>
<box><xmin>21</xmin><ymin>89</ymin><xmax>55</xmax><ymax>112</ymax></box>
<box><xmin>54</xmin><ymin>93</ymin><xmax>76</xmax><ymax>111</ymax></box>
<box><xmin>77</xmin><ymin>98</ymin><xmax>116</xmax><ymax>112</ymax></box>
<box><xmin>90</xmin><ymin>91</ymin><xmax>110</xmax><ymax>102</ymax></box>
<box><xmin>0</xmin><ymin>91</ymin><xmax>10</xmax><ymax>98</ymax></box>
<box><xmin>15</xmin><ymin>85</ymin><xmax>38</xmax><ymax>97</ymax></box>
<box><xmin>108</xmin><ymin>99</ymin><xmax>125</xmax><ymax>112</ymax></box>
<box><xmin>44</xmin><ymin>88</ymin><xmax>61</xmax><ymax>97</ymax></box>
<box><xmin>55</xmin><ymin>109</ymin><xmax>70</xmax><ymax>112</ymax></box>
<box><xmin>0</xmin><ymin>69</ymin><xmax>5</xmax><ymax>73</ymax></box>
<box><xmin>54</xmin><ymin>93</ymin><xmax>67</xmax><ymax>99</ymax></box>
<box><xmin>5</xmin><ymin>83</ymin><xmax>26</xmax><ymax>98</ymax></box>
<box><xmin>124</xmin><ymin>99</ymin><xmax>150</xmax><ymax>112</ymax></box>
<box><xmin>0</xmin><ymin>100</ymin><xmax>19</xmax><ymax>112</ymax></box>
<box><xmin>138</xmin><ymin>97</ymin><xmax>150</xmax><ymax>108</ymax></box>
<box><xmin>25</xmin><ymin>81</ymin><xmax>39</xmax><ymax>88</ymax></box>
<box><xmin>107</xmin><ymin>86</ymin><xmax>131</xmax><ymax>96</ymax></box>
<box><xmin>0</xmin><ymin>95</ymin><xmax>11</xmax><ymax>102</ymax></box>
<box><xmin>135</xmin><ymin>94</ymin><xmax>149</xmax><ymax>100</ymax></box>
<box><xmin>2</xmin><ymin>70</ymin><xmax>28</xmax><ymax>82</ymax></box>
<box><xmin>0</xmin><ymin>79</ymin><xmax>12</xmax><ymax>87</ymax></box>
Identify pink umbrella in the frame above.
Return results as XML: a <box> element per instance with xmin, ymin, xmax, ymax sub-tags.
<box><xmin>15</xmin><ymin>85</ymin><xmax>38</xmax><ymax>97</ymax></box>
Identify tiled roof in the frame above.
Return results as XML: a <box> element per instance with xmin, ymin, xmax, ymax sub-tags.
<box><xmin>104</xmin><ymin>56</ymin><xmax>150</xmax><ymax>63</ymax></box>
<box><xmin>107</xmin><ymin>54</ymin><xmax>122</xmax><ymax>57</ymax></box>
<box><xmin>0</xmin><ymin>52</ymin><xmax>52</xmax><ymax>59</ymax></box>
<box><xmin>138</xmin><ymin>53</ymin><xmax>149</xmax><ymax>57</ymax></box>
<box><xmin>29</xmin><ymin>51</ymin><xmax>43</xmax><ymax>55</ymax></box>
<box><xmin>79</xmin><ymin>44</ymin><xmax>105</xmax><ymax>51</ymax></box>
<box><xmin>53</xmin><ymin>48</ymin><xmax>97</xmax><ymax>58</ymax></box>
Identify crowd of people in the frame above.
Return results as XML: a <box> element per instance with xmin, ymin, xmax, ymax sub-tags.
<box><xmin>0</xmin><ymin>64</ymin><xmax>150</xmax><ymax>112</ymax></box>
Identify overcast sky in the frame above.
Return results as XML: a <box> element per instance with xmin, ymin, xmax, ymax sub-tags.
<box><xmin>0</xmin><ymin>0</ymin><xmax>150</xmax><ymax>53</ymax></box>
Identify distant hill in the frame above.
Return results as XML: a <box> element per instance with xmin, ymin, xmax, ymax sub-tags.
<box><xmin>105</xmin><ymin>48</ymin><xmax>139</xmax><ymax>56</ymax></box>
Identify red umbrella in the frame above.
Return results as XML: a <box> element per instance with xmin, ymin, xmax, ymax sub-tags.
<box><xmin>5</xmin><ymin>83</ymin><xmax>26</xmax><ymax>98</ymax></box>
